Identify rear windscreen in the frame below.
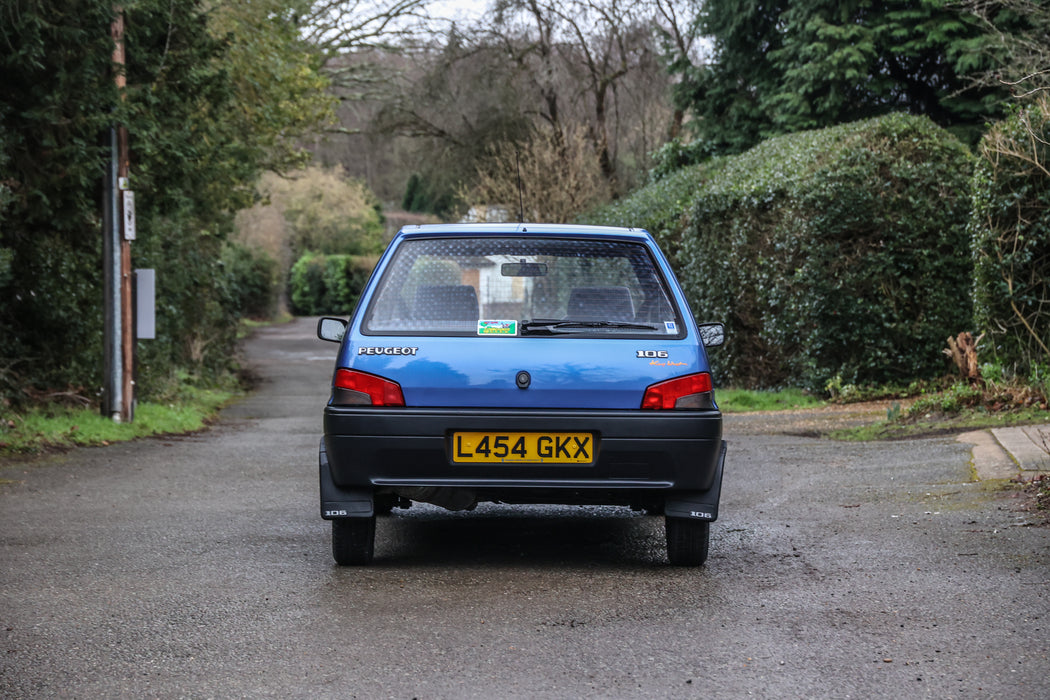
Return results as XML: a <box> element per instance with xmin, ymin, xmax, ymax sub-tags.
<box><xmin>362</xmin><ymin>237</ymin><xmax>684</xmax><ymax>338</ymax></box>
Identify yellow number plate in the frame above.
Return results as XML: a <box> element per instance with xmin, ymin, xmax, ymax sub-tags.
<box><xmin>451</xmin><ymin>432</ymin><xmax>595</xmax><ymax>464</ymax></box>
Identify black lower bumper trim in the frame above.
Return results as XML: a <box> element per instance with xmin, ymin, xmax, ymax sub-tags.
<box><xmin>323</xmin><ymin>406</ymin><xmax>723</xmax><ymax>494</ymax></box>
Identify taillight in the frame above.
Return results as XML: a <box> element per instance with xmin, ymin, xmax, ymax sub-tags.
<box><xmin>641</xmin><ymin>372</ymin><xmax>714</xmax><ymax>410</ymax></box>
<box><xmin>332</xmin><ymin>368</ymin><xmax>405</xmax><ymax>407</ymax></box>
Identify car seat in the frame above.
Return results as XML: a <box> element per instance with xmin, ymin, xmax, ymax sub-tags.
<box><xmin>566</xmin><ymin>286</ymin><xmax>635</xmax><ymax>322</ymax></box>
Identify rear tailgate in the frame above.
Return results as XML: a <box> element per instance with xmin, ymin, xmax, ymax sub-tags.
<box><xmin>341</xmin><ymin>336</ymin><xmax>705</xmax><ymax>409</ymax></box>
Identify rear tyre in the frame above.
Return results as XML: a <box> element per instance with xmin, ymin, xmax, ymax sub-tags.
<box><xmin>665</xmin><ymin>516</ymin><xmax>710</xmax><ymax>566</ymax></box>
<box><xmin>332</xmin><ymin>516</ymin><xmax>376</xmax><ymax>566</ymax></box>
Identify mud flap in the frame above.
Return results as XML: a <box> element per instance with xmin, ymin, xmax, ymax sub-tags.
<box><xmin>319</xmin><ymin>438</ymin><xmax>374</xmax><ymax>519</ymax></box>
<box><xmin>664</xmin><ymin>440</ymin><xmax>726</xmax><ymax>521</ymax></box>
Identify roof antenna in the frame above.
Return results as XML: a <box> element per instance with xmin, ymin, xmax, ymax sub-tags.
<box><xmin>515</xmin><ymin>148</ymin><xmax>525</xmax><ymax>223</ymax></box>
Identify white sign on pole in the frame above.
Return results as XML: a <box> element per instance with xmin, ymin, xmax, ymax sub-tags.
<box><xmin>123</xmin><ymin>190</ymin><xmax>136</xmax><ymax>240</ymax></box>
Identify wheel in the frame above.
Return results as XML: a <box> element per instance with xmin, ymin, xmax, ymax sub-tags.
<box><xmin>332</xmin><ymin>516</ymin><xmax>376</xmax><ymax>566</ymax></box>
<box><xmin>665</xmin><ymin>516</ymin><xmax>710</xmax><ymax>566</ymax></box>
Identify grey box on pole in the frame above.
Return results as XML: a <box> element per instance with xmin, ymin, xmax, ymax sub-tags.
<box><xmin>135</xmin><ymin>269</ymin><xmax>155</xmax><ymax>339</ymax></box>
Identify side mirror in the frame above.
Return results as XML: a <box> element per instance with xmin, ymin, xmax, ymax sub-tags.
<box><xmin>698</xmin><ymin>322</ymin><xmax>725</xmax><ymax>348</ymax></box>
<box><xmin>317</xmin><ymin>317</ymin><xmax>348</xmax><ymax>343</ymax></box>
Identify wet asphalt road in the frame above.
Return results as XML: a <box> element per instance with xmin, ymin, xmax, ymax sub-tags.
<box><xmin>2</xmin><ymin>317</ymin><xmax>1049</xmax><ymax>698</ymax></box>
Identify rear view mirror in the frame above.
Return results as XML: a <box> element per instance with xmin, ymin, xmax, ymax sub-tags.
<box><xmin>501</xmin><ymin>261</ymin><xmax>548</xmax><ymax>277</ymax></box>
<box><xmin>698</xmin><ymin>322</ymin><xmax>725</xmax><ymax>348</ymax></box>
<box><xmin>317</xmin><ymin>317</ymin><xmax>348</xmax><ymax>343</ymax></box>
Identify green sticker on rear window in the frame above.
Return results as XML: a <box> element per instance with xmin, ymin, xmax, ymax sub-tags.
<box><xmin>478</xmin><ymin>320</ymin><xmax>517</xmax><ymax>336</ymax></box>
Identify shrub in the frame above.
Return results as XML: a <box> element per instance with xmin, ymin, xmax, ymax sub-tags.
<box><xmin>289</xmin><ymin>252</ymin><xmax>378</xmax><ymax>316</ymax></box>
<box><xmin>646</xmin><ymin>138</ymin><xmax>717</xmax><ymax>183</ymax></box>
<box><xmin>679</xmin><ymin>113</ymin><xmax>974</xmax><ymax>390</ymax></box>
<box><xmin>132</xmin><ymin>211</ymin><xmax>243</xmax><ymax>393</ymax></box>
<box><xmin>245</xmin><ymin>167</ymin><xmax>385</xmax><ymax>261</ymax></box>
<box><xmin>220</xmin><ymin>242</ymin><xmax>279</xmax><ymax>319</ymax></box>
<box><xmin>289</xmin><ymin>253</ymin><xmax>327</xmax><ymax>316</ymax></box>
<box><xmin>321</xmin><ymin>254</ymin><xmax>377</xmax><ymax>316</ymax></box>
<box><xmin>0</xmin><ymin>247</ymin><xmax>12</xmax><ymax>292</ymax></box>
<box><xmin>970</xmin><ymin>97</ymin><xmax>1050</xmax><ymax>376</ymax></box>
<box><xmin>580</xmin><ymin>160</ymin><xmax>724</xmax><ymax>264</ymax></box>
<box><xmin>283</xmin><ymin>167</ymin><xmax>384</xmax><ymax>258</ymax></box>
<box><xmin>402</xmin><ymin>172</ymin><xmax>455</xmax><ymax>218</ymax></box>
<box><xmin>907</xmin><ymin>382</ymin><xmax>984</xmax><ymax>417</ymax></box>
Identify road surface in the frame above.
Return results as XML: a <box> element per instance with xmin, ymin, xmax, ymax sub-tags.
<box><xmin>2</xmin><ymin>317</ymin><xmax>1048</xmax><ymax>698</ymax></box>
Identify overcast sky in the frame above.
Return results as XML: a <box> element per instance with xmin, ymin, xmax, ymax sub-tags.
<box><xmin>429</xmin><ymin>0</ymin><xmax>490</xmax><ymax>21</ymax></box>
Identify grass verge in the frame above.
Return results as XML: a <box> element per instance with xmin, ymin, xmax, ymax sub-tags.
<box><xmin>718</xmin><ymin>381</ymin><xmax>1050</xmax><ymax>443</ymax></box>
<box><xmin>237</xmin><ymin>312</ymin><xmax>292</xmax><ymax>340</ymax></box>
<box><xmin>829</xmin><ymin>404</ymin><xmax>1050</xmax><ymax>441</ymax></box>
<box><xmin>0</xmin><ymin>317</ymin><xmax>281</xmax><ymax>460</ymax></box>
<box><xmin>0</xmin><ymin>385</ymin><xmax>236</xmax><ymax>458</ymax></box>
<box><xmin>718</xmin><ymin>388</ymin><xmax>825</xmax><ymax>413</ymax></box>
<box><xmin>832</xmin><ymin>380</ymin><xmax>1050</xmax><ymax>440</ymax></box>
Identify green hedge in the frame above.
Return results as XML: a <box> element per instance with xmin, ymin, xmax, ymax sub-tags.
<box><xmin>678</xmin><ymin>114</ymin><xmax>974</xmax><ymax>390</ymax></box>
<box><xmin>220</xmin><ymin>242</ymin><xmax>279</xmax><ymax>320</ymax></box>
<box><xmin>580</xmin><ymin>161</ymin><xmax>722</xmax><ymax>265</ymax></box>
<box><xmin>970</xmin><ymin>100</ymin><xmax>1050</xmax><ymax>375</ymax></box>
<box><xmin>131</xmin><ymin>215</ymin><xmax>264</xmax><ymax>394</ymax></box>
<box><xmin>289</xmin><ymin>252</ymin><xmax>378</xmax><ymax>316</ymax></box>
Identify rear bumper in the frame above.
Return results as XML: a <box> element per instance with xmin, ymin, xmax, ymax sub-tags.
<box><xmin>323</xmin><ymin>406</ymin><xmax>723</xmax><ymax>498</ymax></box>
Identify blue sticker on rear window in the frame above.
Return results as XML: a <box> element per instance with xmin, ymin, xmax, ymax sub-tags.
<box><xmin>664</xmin><ymin>321</ymin><xmax>677</xmax><ymax>333</ymax></box>
<box><xmin>478</xmin><ymin>320</ymin><xmax>517</xmax><ymax>336</ymax></box>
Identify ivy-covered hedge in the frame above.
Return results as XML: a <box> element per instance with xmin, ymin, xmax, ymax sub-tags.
<box><xmin>289</xmin><ymin>253</ymin><xmax>379</xmax><ymax>316</ymax></box>
<box><xmin>679</xmin><ymin>114</ymin><xmax>974</xmax><ymax>389</ymax></box>
<box><xmin>970</xmin><ymin>99</ymin><xmax>1050</xmax><ymax>375</ymax></box>
<box><xmin>580</xmin><ymin>160</ymin><xmax>722</xmax><ymax>265</ymax></box>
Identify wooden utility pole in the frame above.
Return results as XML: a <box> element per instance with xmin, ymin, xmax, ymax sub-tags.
<box><xmin>109</xmin><ymin>6</ymin><xmax>134</xmax><ymax>422</ymax></box>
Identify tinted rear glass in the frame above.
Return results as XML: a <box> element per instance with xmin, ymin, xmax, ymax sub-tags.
<box><xmin>362</xmin><ymin>237</ymin><xmax>683</xmax><ymax>337</ymax></box>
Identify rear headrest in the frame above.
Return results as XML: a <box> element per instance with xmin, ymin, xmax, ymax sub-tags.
<box><xmin>413</xmin><ymin>284</ymin><xmax>479</xmax><ymax>321</ymax></box>
<box><xmin>566</xmin><ymin>286</ymin><xmax>635</xmax><ymax>321</ymax></box>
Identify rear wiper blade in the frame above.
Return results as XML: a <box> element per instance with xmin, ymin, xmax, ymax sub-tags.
<box><xmin>521</xmin><ymin>319</ymin><xmax>659</xmax><ymax>334</ymax></box>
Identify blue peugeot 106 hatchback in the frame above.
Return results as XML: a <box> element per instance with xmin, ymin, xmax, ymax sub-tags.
<box><xmin>317</xmin><ymin>223</ymin><xmax>726</xmax><ymax>566</ymax></box>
